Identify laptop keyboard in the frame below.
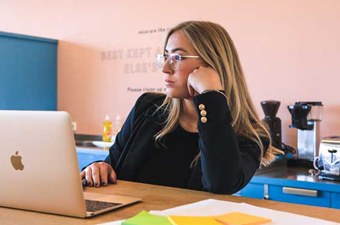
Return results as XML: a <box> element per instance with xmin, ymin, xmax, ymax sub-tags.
<box><xmin>85</xmin><ymin>199</ymin><xmax>122</xmax><ymax>212</ymax></box>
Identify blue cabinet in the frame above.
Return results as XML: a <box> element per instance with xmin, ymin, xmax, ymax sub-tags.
<box><xmin>331</xmin><ymin>193</ymin><xmax>340</xmax><ymax>209</ymax></box>
<box><xmin>0</xmin><ymin>31</ymin><xmax>58</xmax><ymax>110</ymax></box>
<box><xmin>76</xmin><ymin>148</ymin><xmax>109</xmax><ymax>172</ymax></box>
<box><xmin>241</xmin><ymin>183</ymin><xmax>265</xmax><ymax>199</ymax></box>
<box><xmin>240</xmin><ymin>167</ymin><xmax>340</xmax><ymax>209</ymax></box>
<box><xmin>269</xmin><ymin>185</ymin><xmax>331</xmax><ymax>207</ymax></box>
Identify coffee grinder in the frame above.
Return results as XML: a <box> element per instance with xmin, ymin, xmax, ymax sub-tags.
<box><xmin>287</xmin><ymin>102</ymin><xmax>323</xmax><ymax>167</ymax></box>
<box><xmin>261</xmin><ymin>100</ymin><xmax>282</xmax><ymax>149</ymax></box>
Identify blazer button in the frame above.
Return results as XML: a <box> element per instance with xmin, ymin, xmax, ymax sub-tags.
<box><xmin>200</xmin><ymin>110</ymin><xmax>207</xmax><ymax>117</ymax></box>
<box><xmin>199</xmin><ymin>104</ymin><xmax>205</xmax><ymax>110</ymax></box>
<box><xmin>201</xmin><ymin>116</ymin><xmax>207</xmax><ymax>123</ymax></box>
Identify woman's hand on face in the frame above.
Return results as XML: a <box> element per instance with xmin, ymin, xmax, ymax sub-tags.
<box><xmin>80</xmin><ymin>162</ymin><xmax>117</xmax><ymax>188</ymax></box>
<box><xmin>187</xmin><ymin>66</ymin><xmax>223</xmax><ymax>96</ymax></box>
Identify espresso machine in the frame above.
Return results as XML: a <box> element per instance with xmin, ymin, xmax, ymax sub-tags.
<box><xmin>287</xmin><ymin>101</ymin><xmax>323</xmax><ymax>167</ymax></box>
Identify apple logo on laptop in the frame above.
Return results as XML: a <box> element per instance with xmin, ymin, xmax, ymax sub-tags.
<box><xmin>11</xmin><ymin>151</ymin><xmax>24</xmax><ymax>170</ymax></box>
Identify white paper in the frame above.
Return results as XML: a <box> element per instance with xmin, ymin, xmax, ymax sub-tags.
<box><xmin>96</xmin><ymin>219</ymin><xmax>124</xmax><ymax>225</ymax></box>
<box><xmin>150</xmin><ymin>199</ymin><xmax>338</xmax><ymax>225</ymax></box>
<box><xmin>97</xmin><ymin>199</ymin><xmax>339</xmax><ymax>225</ymax></box>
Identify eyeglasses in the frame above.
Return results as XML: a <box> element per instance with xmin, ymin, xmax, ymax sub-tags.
<box><xmin>156</xmin><ymin>53</ymin><xmax>200</xmax><ymax>71</ymax></box>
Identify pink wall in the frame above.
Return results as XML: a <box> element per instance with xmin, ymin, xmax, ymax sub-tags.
<box><xmin>0</xmin><ymin>0</ymin><xmax>339</xmax><ymax>149</ymax></box>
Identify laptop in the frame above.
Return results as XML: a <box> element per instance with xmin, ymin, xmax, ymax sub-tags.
<box><xmin>0</xmin><ymin>110</ymin><xmax>141</xmax><ymax>218</ymax></box>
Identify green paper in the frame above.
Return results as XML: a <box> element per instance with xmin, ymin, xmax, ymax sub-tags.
<box><xmin>122</xmin><ymin>210</ymin><xmax>172</xmax><ymax>225</ymax></box>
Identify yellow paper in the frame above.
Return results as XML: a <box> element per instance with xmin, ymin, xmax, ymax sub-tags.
<box><xmin>168</xmin><ymin>215</ymin><xmax>221</xmax><ymax>225</ymax></box>
<box><xmin>214</xmin><ymin>212</ymin><xmax>272</xmax><ymax>225</ymax></box>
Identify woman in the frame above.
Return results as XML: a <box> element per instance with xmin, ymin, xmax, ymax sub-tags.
<box><xmin>81</xmin><ymin>21</ymin><xmax>281</xmax><ymax>194</ymax></box>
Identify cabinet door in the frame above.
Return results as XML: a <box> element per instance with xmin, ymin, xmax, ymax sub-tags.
<box><xmin>241</xmin><ymin>183</ymin><xmax>265</xmax><ymax>199</ymax></box>
<box><xmin>331</xmin><ymin>192</ymin><xmax>340</xmax><ymax>209</ymax></box>
<box><xmin>269</xmin><ymin>185</ymin><xmax>331</xmax><ymax>208</ymax></box>
<box><xmin>0</xmin><ymin>32</ymin><xmax>57</xmax><ymax>110</ymax></box>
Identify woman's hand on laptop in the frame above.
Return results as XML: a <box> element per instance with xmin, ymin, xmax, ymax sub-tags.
<box><xmin>80</xmin><ymin>162</ymin><xmax>117</xmax><ymax>187</ymax></box>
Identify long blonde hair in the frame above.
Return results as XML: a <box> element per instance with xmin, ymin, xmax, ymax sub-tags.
<box><xmin>155</xmin><ymin>21</ymin><xmax>282</xmax><ymax>166</ymax></box>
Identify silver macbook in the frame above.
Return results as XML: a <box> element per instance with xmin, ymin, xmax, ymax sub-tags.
<box><xmin>0</xmin><ymin>110</ymin><xmax>141</xmax><ymax>218</ymax></box>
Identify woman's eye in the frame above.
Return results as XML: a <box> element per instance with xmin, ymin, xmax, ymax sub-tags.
<box><xmin>173</xmin><ymin>55</ymin><xmax>181</xmax><ymax>60</ymax></box>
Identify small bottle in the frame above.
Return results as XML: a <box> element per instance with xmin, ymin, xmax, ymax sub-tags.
<box><xmin>113</xmin><ymin>115</ymin><xmax>122</xmax><ymax>137</ymax></box>
<box><xmin>102</xmin><ymin>115</ymin><xmax>112</xmax><ymax>142</ymax></box>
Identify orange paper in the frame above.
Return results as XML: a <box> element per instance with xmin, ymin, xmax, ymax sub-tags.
<box><xmin>214</xmin><ymin>212</ymin><xmax>272</xmax><ymax>225</ymax></box>
<box><xmin>168</xmin><ymin>215</ymin><xmax>221</xmax><ymax>225</ymax></box>
<box><xmin>167</xmin><ymin>212</ymin><xmax>271</xmax><ymax>225</ymax></box>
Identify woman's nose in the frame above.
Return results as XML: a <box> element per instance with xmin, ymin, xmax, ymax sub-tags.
<box><xmin>162</xmin><ymin>59</ymin><xmax>173</xmax><ymax>74</ymax></box>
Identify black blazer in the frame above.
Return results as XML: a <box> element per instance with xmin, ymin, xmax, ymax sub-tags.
<box><xmin>105</xmin><ymin>92</ymin><xmax>267</xmax><ymax>194</ymax></box>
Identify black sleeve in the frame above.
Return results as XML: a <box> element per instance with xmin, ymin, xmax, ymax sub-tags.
<box><xmin>194</xmin><ymin>91</ymin><xmax>264</xmax><ymax>194</ymax></box>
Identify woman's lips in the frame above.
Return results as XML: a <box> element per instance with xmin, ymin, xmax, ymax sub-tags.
<box><xmin>165</xmin><ymin>79</ymin><xmax>175</xmax><ymax>86</ymax></box>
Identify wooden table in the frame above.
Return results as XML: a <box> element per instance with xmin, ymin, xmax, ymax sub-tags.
<box><xmin>1</xmin><ymin>180</ymin><xmax>340</xmax><ymax>225</ymax></box>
